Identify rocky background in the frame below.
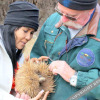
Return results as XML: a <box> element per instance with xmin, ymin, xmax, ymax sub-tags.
<box><xmin>0</xmin><ymin>0</ymin><xmax>57</xmax><ymax>28</ymax></box>
<box><xmin>0</xmin><ymin>0</ymin><xmax>100</xmax><ymax>27</ymax></box>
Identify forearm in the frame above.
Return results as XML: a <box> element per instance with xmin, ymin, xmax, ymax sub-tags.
<box><xmin>75</xmin><ymin>69</ymin><xmax>100</xmax><ymax>99</ymax></box>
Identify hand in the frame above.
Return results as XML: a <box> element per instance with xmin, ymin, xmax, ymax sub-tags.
<box><xmin>30</xmin><ymin>90</ymin><xmax>49</xmax><ymax>100</ymax></box>
<box><xmin>49</xmin><ymin>60</ymin><xmax>76</xmax><ymax>82</ymax></box>
<box><xmin>31</xmin><ymin>56</ymin><xmax>49</xmax><ymax>63</ymax></box>
<box><xmin>16</xmin><ymin>90</ymin><xmax>49</xmax><ymax>100</ymax></box>
<box><xmin>16</xmin><ymin>93</ymin><xmax>31</xmax><ymax>100</ymax></box>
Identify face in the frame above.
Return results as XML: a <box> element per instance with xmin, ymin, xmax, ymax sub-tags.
<box><xmin>57</xmin><ymin>3</ymin><xmax>94</xmax><ymax>29</ymax></box>
<box><xmin>14</xmin><ymin>27</ymin><xmax>35</xmax><ymax>50</ymax></box>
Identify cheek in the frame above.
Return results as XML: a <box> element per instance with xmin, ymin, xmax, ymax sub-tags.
<box><xmin>30</xmin><ymin>34</ymin><xmax>33</xmax><ymax>39</ymax></box>
<box><xmin>62</xmin><ymin>16</ymin><xmax>69</xmax><ymax>23</ymax></box>
<box><xmin>15</xmin><ymin>32</ymin><xmax>25</xmax><ymax>41</ymax></box>
<box><xmin>15</xmin><ymin>34</ymin><xmax>24</xmax><ymax>45</ymax></box>
<box><xmin>15</xmin><ymin>34</ymin><xmax>18</xmax><ymax>43</ymax></box>
<box><xmin>15</xmin><ymin>36</ymin><xmax>20</xmax><ymax>46</ymax></box>
<box><xmin>15</xmin><ymin>34</ymin><xmax>20</xmax><ymax>42</ymax></box>
<box><xmin>76</xmin><ymin>16</ymin><xmax>90</xmax><ymax>26</ymax></box>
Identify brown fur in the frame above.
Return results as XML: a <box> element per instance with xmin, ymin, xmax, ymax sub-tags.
<box><xmin>15</xmin><ymin>61</ymin><xmax>54</xmax><ymax>98</ymax></box>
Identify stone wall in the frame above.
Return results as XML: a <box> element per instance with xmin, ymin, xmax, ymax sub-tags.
<box><xmin>0</xmin><ymin>0</ymin><xmax>57</xmax><ymax>26</ymax></box>
<box><xmin>0</xmin><ymin>0</ymin><xmax>100</xmax><ymax>27</ymax></box>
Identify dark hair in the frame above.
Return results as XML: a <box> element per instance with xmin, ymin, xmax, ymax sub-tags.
<box><xmin>2</xmin><ymin>25</ymin><xmax>22</xmax><ymax>74</ymax></box>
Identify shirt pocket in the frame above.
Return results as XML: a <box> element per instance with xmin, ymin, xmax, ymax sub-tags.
<box><xmin>44</xmin><ymin>26</ymin><xmax>59</xmax><ymax>55</ymax></box>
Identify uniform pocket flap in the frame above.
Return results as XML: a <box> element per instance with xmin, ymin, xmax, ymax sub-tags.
<box><xmin>44</xmin><ymin>26</ymin><xmax>59</xmax><ymax>36</ymax></box>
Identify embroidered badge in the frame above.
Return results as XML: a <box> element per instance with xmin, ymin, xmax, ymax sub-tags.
<box><xmin>76</xmin><ymin>48</ymin><xmax>95</xmax><ymax>67</ymax></box>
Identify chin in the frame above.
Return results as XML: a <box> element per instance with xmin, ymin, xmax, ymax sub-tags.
<box><xmin>64</xmin><ymin>24</ymin><xmax>82</xmax><ymax>30</ymax></box>
<box><xmin>17</xmin><ymin>46</ymin><xmax>24</xmax><ymax>50</ymax></box>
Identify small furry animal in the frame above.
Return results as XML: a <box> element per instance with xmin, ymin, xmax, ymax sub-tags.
<box><xmin>15</xmin><ymin>60</ymin><xmax>54</xmax><ymax>98</ymax></box>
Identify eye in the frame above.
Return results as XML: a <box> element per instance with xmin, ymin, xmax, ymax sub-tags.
<box><xmin>23</xmin><ymin>30</ymin><xmax>28</xmax><ymax>33</ymax></box>
<box><xmin>30</xmin><ymin>31</ymin><xmax>34</xmax><ymax>35</ymax></box>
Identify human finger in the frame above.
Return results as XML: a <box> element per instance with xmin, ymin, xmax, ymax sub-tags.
<box><xmin>34</xmin><ymin>90</ymin><xmax>44</xmax><ymax>99</ymax></box>
<box><xmin>15</xmin><ymin>88</ymin><xmax>18</xmax><ymax>93</ymax></box>
<box><xmin>49</xmin><ymin>62</ymin><xmax>57</xmax><ymax>72</ymax></box>
<box><xmin>52</xmin><ymin>69</ymin><xmax>58</xmax><ymax>75</ymax></box>
<box><xmin>24</xmin><ymin>94</ymin><xmax>31</xmax><ymax>100</ymax></box>
<box><xmin>31</xmin><ymin>58</ymin><xmax>38</xmax><ymax>63</ymax></box>
<box><xmin>20</xmin><ymin>93</ymin><xmax>26</xmax><ymax>99</ymax></box>
<box><xmin>38</xmin><ymin>56</ymin><xmax>49</xmax><ymax>62</ymax></box>
<box><xmin>16</xmin><ymin>93</ymin><xmax>21</xmax><ymax>98</ymax></box>
<box><xmin>25</xmin><ymin>55</ymin><xmax>30</xmax><ymax>61</ymax></box>
<box><xmin>48</xmin><ymin>64</ymin><xmax>53</xmax><ymax>72</ymax></box>
<box><xmin>42</xmin><ymin>91</ymin><xmax>49</xmax><ymax>100</ymax></box>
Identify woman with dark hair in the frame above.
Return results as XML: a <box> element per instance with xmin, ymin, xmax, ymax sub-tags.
<box><xmin>0</xmin><ymin>1</ymin><xmax>49</xmax><ymax>100</ymax></box>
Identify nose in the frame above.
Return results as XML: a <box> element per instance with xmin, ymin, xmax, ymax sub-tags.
<box><xmin>25</xmin><ymin>33</ymin><xmax>32</xmax><ymax>41</ymax></box>
<box><xmin>62</xmin><ymin>15</ymin><xmax>69</xmax><ymax>23</ymax></box>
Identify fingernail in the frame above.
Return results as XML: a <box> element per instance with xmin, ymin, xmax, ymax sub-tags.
<box><xmin>47</xmin><ymin>91</ymin><xmax>49</xmax><ymax>93</ymax></box>
<box><xmin>36</xmin><ymin>60</ymin><xmax>39</xmax><ymax>63</ymax></box>
<box><xmin>40</xmin><ymin>89</ymin><xmax>44</xmax><ymax>93</ymax></box>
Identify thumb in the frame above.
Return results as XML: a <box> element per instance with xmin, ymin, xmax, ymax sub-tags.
<box><xmin>55</xmin><ymin>17</ymin><xmax>63</xmax><ymax>28</ymax></box>
<box><xmin>52</xmin><ymin>69</ymin><xmax>58</xmax><ymax>75</ymax></box>
<box><xmin>25</xmin><ymin>55</ymin><xmax>30</xmax><ymax>61</ymax></box>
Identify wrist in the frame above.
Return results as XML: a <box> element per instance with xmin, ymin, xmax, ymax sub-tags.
<box><xmin>69</xmin><ymin>71</ymin><xmax>78</xmax><ymax>87</ymax></box>
<box><xmin>68</xmin><ymin>69</ymin><xmax>76</xmax><ymax>81</ymax></box>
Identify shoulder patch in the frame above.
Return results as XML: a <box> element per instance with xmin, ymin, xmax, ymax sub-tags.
<box><xmin>76</xmin><ymin>48</ymin><xmax>95</xmax><ymax>67</ymax></box>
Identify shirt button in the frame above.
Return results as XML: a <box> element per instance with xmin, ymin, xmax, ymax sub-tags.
<box><xmin>51</xmin><ymin>30</ymin><xmax>53</xmax><ymax>33</ymax></box>
<box><xmin>58</xmin><ymin>52</ymin><xmax>60</xmax><ymax>55</ymax></box>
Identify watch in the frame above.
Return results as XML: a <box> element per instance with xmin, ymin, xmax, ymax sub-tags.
<box><xmin>70</xmin><ymin>72</ymin><xmax>78</xmax><ymax>87</ymax></box>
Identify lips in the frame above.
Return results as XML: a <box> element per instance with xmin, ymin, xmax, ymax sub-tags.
<box><xmin>21</xmin><ymin>41</ymin><xmax>26</xmax><ymax>46</ymax></box>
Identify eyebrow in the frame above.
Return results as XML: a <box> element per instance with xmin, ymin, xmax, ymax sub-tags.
<box><xmin>27</xmin><ymin>28</ymin><xmax>32</xmax><ymax>30</ymax></box>
<box><xmin>67</xmin><ymin>13</ymin><xmax>78</xmax><ymax>17</ymax></box>
<box><xmin>57</xmin><ymin>6</ymin><xmax>78</xmax><ymax>17</ymax></box>
<box><xmin>27</xmin><ymin>28</ymin><xmax>35</xmax><ymax>31</ymax></box>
